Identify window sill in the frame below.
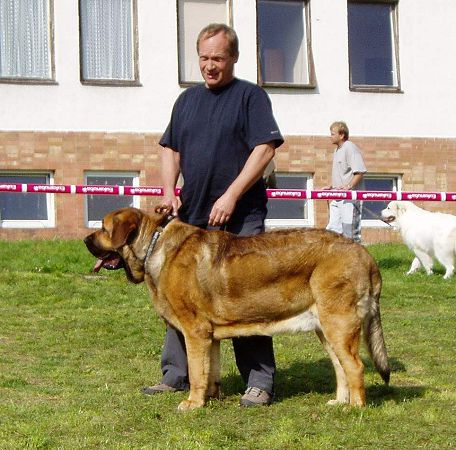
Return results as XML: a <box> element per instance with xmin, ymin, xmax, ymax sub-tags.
<box><xmin>350</xmin><ymin>85</ymin><xmax>403</xmax><ymax>94</ymax></box>
<box><xmin>81</xmin><ymin>79</ymin><xmax>142</xmax><ymax>87</ymax></box>
<box><xmin>0</xmin><ymin>78</ymin><xmax>58</xmax><ymax>85</ymax></box>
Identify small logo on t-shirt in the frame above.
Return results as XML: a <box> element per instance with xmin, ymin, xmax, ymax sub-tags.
<box><xmin>270</xmin><ymin>130</ymin><xmax>279</xmax><ymax>134</ymax></box>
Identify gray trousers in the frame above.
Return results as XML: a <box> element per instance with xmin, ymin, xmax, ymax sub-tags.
<box><xmin>326</xmin><ymin>200</ymin><xmax>362</xmax><ymax>243</ymax></box>
<box><xmin>160</xmin><ymin>219</ymin><xmax>276</xmax><ymax>394</ymax></box>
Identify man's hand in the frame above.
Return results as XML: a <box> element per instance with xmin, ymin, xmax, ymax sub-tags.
<box><xmin>208</xmin><ymin>191</ymin><xmax>237</xmax><ymax>226</ymax></box>
<box><xmin>162</xmin><ymin>193</ymin><xmax>180</xmax><ymax>216</ymax></box>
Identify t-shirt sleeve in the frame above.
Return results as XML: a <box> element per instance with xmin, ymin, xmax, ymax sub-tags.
<box><xmin>348</xmin><ymin>143</ymin><xmax>367</xmax><ymax>174</ymax></box>
<box><xmin>245</xmin><ymin>87</ymin><xmax>284</xmax><ymax>150</ymax></box>
<box><xmin>159</xmin><ymin>95</ymin><xmax>183</xmax><ymax>152</ymax></box>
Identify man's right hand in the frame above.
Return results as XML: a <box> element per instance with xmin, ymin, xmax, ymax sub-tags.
<box><xmin>162</xmin><ymin>194</ymin><xmax>180</xmax><ymax>216</ymax></box>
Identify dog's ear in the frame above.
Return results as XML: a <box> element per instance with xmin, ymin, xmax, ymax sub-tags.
<box><xmin>111</xmin><ymin>210</ymin><xmax>142</xmax><ymax>249</ymax></box>
<box><xmin>155</xmin><ymin>204</ymin><xmax>173</xmax><ymax>217</ymax></box>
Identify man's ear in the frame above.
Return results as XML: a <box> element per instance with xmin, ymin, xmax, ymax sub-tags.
<box><xmin>111</xmin><ymin>211</ymin><xmax>141</xmax><ymax>249</ymax></box>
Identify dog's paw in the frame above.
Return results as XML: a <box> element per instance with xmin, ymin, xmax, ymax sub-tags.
<box><xmin>327</xmin><ymin>399</ymin><xmax>347</xmax><ymax>406</ymax></box>
<box><xmin>177</xmin><ymin>399</ymin><xmax>204</xmax><ymax>411</ymax></box>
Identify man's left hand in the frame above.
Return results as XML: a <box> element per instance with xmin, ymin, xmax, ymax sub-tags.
<box><xmin>208</xmin><ymin>192</ymin><xmax>237</xmax><ymax>226</ymax></box>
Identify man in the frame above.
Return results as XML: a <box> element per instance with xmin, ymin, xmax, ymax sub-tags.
<box><xmin>323</xmin><ymin>121</ymin><xmax>367</xmax><ymax>243</ymax></box>
<box><xmin>141</xmin><ymin>23</ymin><xmax>283</xmax><ymax>406</ymax></box>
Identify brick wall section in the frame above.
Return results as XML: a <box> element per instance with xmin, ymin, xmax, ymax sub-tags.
<box><xmin>1</xmin><ymin>131</ymin><xmax>456</xmax><ymax>243</ymax></box>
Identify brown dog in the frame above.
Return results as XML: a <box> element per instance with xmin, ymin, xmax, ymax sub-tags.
<box><xmin>84</xmin><ymin>206</ymin><xmax>390</xmax><ymax>411</ymax></box>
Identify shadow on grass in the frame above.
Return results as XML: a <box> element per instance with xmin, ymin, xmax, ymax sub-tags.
<box><xmin>221</xmin><ymin>356</ymin><xmax>425</xmax><ymax>406</ymax></box>
<box><xmin>376</xmin><ymin>256</ymin><xmax>410</xmax><ymax>271</ymax></box>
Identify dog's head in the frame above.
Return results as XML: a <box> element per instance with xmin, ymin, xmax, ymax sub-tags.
<box><xmin>84</xmin><ymin>206</ymin><xmax>173</xmax><ymax>283</ymax></box>
<box><xmin>380</xmin><ymin>201</ymin><xmax>413</xmax><ymax>224</ymax></box>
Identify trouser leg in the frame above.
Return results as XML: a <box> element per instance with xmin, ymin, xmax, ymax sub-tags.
<box><xmin>161</xmin><ymin>327</ymin><xmax>190</xmax><ymax>390</ymax></box>
<box><xmin>326</xmin><ymin>200</ymin><xmax>343</xmax><ymax>234</ymax></box>
<box><xmin>232</xmin><ymin>336</ymin><xmax>276</xmax><ymax>394</ymax></box>
<box><xmin>341</xmin><ymin>200</ymin><xmax>362</xmax><ymax>243</ymax></box>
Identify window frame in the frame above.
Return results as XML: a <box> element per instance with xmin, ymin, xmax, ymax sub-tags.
<box><xmin>0</xmin><ymin>171</ymin><xmax>56</xmax><ymax>228</ymax></box>
<box><xmin>361</xmin><ymin>173</ymin><xmax>402</xmax><ymax>227</ymax></box>
<box><xmin>256</xmin><ymin>0</ymin><xmax>315</xmax><ymax>89</ymax></box>
<box><xmin>176</xmin><ymin>0</ymin><xmax>232</xmax><ymax>87</ymax></box>
<box><xmin>347</xmin><ymin>0</ymin><xmax>401</xmax><ymax>93</ymax></box>
<box><xmin>78</xmin><ymin>0</ymin><xmax>140</xmax><ymax>87</ymax></box>
<box><xmin>84</xmin><ymin>171</ymin><xmax>140</xmax><ymax>228</ymax></box>
<box><xmin>0</xmin><ymin>0</ymin><xmax>56</xmax><ymax>85</ymax></box>
<box><xmin>265</xmin><ymin>172</ymin><xmax>314</xmax><ymax>228</ymax></box>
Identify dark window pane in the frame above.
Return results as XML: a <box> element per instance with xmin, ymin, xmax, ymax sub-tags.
<box><xmin>348</xmin><ymin>3</ymin><xmax>395</xmax><ymax>86</ymax></box>
<box><xmin>0</xmin><ymin>174</ymin><xmax>48</xmax><ymax>220</ymax></box>
<box><xmin>258</xmin><ymin>0</ymin><xmax>308</xmax><ymax>84</ymax></box>
<box><xmin>267</xmin><ymin>174</ymin><xmax>308</xmax><ymax>219</ymax></box>
<box><xmin>86</xmin><ymin>175</ymin><xmax>135</xmax><ymax>222</ymax></box>
<box><xmin>362</xmin><ymin>178</ymin><xmax>394</xmax><ymax>220</ymax></box>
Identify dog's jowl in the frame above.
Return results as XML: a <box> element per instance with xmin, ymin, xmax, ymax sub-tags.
<box><xmin>85</xmin><ymin>206</ymin><xmax>390</xmax><ymax>411</ymax></box>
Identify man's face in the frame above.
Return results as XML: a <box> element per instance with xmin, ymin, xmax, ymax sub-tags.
<box><xmin>330</xmin><ymin>128</ymin><xmax>344</xmax><ymax>147</ymax></box>
<box><xmin>198</xmin><ymin>31</ymin><xmax>238</xmax><ymax>89</ymax></box>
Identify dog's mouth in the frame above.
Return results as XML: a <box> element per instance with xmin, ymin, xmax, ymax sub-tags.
<box><xmin>92</xmin><ymin>252</ymin><xmax>124</xmax><ymax>273</ymax></box>
<box><xmin>382</xmin><ymin>215</ymin><xmax>396</xmax><ymax>224</ymax></box>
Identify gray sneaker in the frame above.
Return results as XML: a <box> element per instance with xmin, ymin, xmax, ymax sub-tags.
<box><xmin>240</xmin><ymin>387</ymin><xmax>273</xmax><ymax>407</ymax></box>
<box><xmin>141</xmin><ymin>383</ymin><xmax>178</xmax><ymax>396</ymax></box>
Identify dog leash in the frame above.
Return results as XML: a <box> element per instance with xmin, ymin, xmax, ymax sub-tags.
<box><xmin>361</xmin><ymin>205</ymin><xmax>393</xmax><ymax>227</ymax></box>
<box><xmin>145</xmin><ymin>215</ymin><xmax>175</xmax><ymax>262</ymax></box>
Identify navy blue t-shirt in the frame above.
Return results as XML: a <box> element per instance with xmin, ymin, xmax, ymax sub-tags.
<box><xmin>159</xmin><ymin>78</ymin><xmax>283</xmax><ymax>226</ymax></box>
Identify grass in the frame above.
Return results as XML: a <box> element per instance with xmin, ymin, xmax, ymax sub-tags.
<box><xmin>0</xmin><ymin>239</ymin><xmax>455</xmax><ymax>449</ymax></box>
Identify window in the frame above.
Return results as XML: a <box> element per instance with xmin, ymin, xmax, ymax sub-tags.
<box><xmin>265</xmin><ymin>173</ymin><xmax>314</xmax><ymax>227</ymax></box>
<box><xmin>257</xmin><ymin>0</ymin><xmax>314</xmax><ymax>88</ymax></box>
<box><xmin>79</xmin><ymin>0</ymin><xmax>139</xmax><ymax>85</ymax></box>
<box><xmin>361</xmin><ymin>174</ymin><xmax>401</xmax><ymax>226</ymax></box>
<box><xmin>0</xmin><ymin>172</ymin><xmax>55</xmax><ymax>228</ymax></box>
<box><xmin>0</xmin><ymin>0</ymin><xmax>55</xmax><ymax>83</ymax></box>
<box><xmin>85</xmin><ymin>172</ymin><xmax>140</xmax><ymax>228</ymax></box>
<box><xmin>348</xmin><ymin>1</ymin><xmax>400</xmax><ymax>92</ymax></box>
<box><xmin>177</xmin><ymin>0</ymin><xmax>231</xmax><ymax>85</ymax></box>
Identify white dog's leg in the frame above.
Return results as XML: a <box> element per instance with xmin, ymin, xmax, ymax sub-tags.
<box><xmin>412</xmin><ymin>251</ymin><xmax>434</xmax><ymax>275</ymax></box>
<box><xmin>407</xmin><ymin>257</ymin><xmax>422</xmax><ymax>275</ymax></box>
<box><xmin>434</xmin><ymin>247</ymin><xmax>454</xmax><ymax>279</ymax></box>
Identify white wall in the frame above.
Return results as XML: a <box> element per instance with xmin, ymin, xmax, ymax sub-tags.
<box><xmin>0</xmin><ymin>0</ymin><xmax>455</xmax><ymax>138</ymax></box>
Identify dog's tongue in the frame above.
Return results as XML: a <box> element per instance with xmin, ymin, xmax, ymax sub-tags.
<box><xmin>93</xmin><ymin>259</ymin><xmax>104</xmax><ymax>273</ymax></box>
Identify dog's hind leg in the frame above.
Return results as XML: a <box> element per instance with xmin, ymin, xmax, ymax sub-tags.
<box><xmin>207</xmin><ymin>339</ymin><xmax>221</xmax><ymax>399</ymax></box>
<box><xmin>318</xmin><ymin>316</ymin><xmax>365</xmax><ymax>407</ymax></box>
<box><xmin>412</xmin><ymin>251</ymin><xmax>434</xmax><ymax>275</ymax></box>
<box><xmin>315</xmin><ymin>329</ymin><xmax>349</xmax><ymax>405</ymax></box>
<box><xmin>407</xmin><ymin>256</ymin><xmax>422</xmax><ymax>275</ymax></box>
<box><xmin>434</xmin><ymin>247</ymin><xmax>454</xmax><ymax>279</ymax></box>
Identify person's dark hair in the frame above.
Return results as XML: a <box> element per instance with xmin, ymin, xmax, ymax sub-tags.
<box><xmin>330</xmin><ymin>121</ymin><xmax>349</xmax><ymax>140</ymax></box>
<box><xmin>196</xmin><ymin>23</ymin><xmax>239</xmax><ymax>57</ymax></box>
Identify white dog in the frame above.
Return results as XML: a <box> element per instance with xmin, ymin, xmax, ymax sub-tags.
<box><xmin>381</xmin><ymin>201</ymin><xmax>456</xmax><ymax>279</ymax></box>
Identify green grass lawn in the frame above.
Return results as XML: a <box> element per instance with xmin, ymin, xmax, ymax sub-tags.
<box><xmin>0</xmin><ymin>240</ymin><xmax>455</xmax><ymax>449</ymax></box>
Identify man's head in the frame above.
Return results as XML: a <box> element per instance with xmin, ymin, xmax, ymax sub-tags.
<box><xmin>330</xmin><ymin>121</ymin><xmax>349</xmax><ymax>147</ymax></box>
<box><xmin>197</xmin><ymin>23</ymin><xmax>239</xmax><ymax>89</ymax></box>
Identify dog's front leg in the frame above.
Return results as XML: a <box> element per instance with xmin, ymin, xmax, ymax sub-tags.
<box><xmin>177</xmin><ymin>335</ymin><xmax>212</xmax><ymax>411</ymax></box>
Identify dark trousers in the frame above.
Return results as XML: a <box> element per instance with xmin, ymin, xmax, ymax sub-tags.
<box><xmin>160</xmin><ymin>219</ymin><xmax>276</xmax><ymax>394</ymax></box>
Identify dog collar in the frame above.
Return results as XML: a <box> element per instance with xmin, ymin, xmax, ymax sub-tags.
<box><xmin>145</xmin><ymin>215</ymin><xmax>175</xmax><ymax>262</ymax></box>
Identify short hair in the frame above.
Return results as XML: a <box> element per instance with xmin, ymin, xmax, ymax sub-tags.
<box><xmin>330</xmin><ymin>121</ymin><xmax>349</xmax><ymax>140</ymax></box>
<box><xmin>196</xmin><ymin>23</ymin><xmax>239</xmax><ymax>57</ymax></box>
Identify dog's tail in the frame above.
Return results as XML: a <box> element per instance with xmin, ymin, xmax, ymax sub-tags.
<box><xmin>363</xmin><ymin>265</ymin><xmax>390</xmax><ymax>385</ymax></box>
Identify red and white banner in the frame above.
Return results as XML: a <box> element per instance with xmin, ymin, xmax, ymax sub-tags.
<box><xmin>0</xmin><ymin>183</ymin><xmax>453</xmax><ymax>201</ymax></box>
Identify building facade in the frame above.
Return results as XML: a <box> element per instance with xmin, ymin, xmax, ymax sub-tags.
<box><xmin>1</xmin><ymin>0</ymin><xmax>455</xmax><ymax>243</ymax></box>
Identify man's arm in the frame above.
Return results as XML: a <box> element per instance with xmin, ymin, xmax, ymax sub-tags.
<box><xmin>161</xmin><ymin>146</ymin><xmax>181</xmax><ymax>215</ymax></box>
<box><xmin>208</xmin><ymin>142</ymin><xmax>276</xmax><ymax>226</ymax></box>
